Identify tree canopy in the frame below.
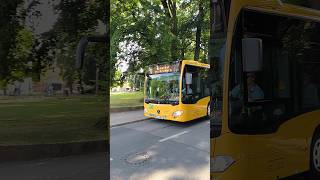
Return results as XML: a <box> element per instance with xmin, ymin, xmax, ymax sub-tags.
<box><xmin>111</xmin><ymin>0</ymin><xmax>210</xmax><ymax>87</ymax></box>
<box><xmin>0</xmin><ymin>0</ymin><xmax>108</xmax><ymax>94</ymax></box>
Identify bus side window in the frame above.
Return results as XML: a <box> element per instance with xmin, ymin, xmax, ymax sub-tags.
<box><xmin>201</xmin><ymin>69</ymin><xmax>210</xmax><ymax>97</ymax></box>
<box><xmin>182</xmin><ymin>65</ymin><xmax>208</xmax><ymax>104</ymax></box>
<box><xmin>300</xmin><ymin>65</ymin><xmax>320</xmax><ymax>110</ymax></box>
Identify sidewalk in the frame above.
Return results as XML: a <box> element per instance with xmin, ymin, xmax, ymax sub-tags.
<box><xmin>110</xmin><ymin>110</ymin><xmax>149</xmax><ymax>127</ymax></box>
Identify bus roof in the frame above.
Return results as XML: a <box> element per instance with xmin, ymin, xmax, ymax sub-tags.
<box><xmin>182</xmin><ymin>60</ymin><xmax>210</xmax><ymax>68</ymax></box>
<box><xmin>282</xmin><ymin>0</ymin><xmax>320</xmax><ymax>12</ymax></box>
<box><xmin>236</xmin><ymin>0</ymin><xmax>320</xmax><ymax>21</ymax></box>
<box><xmin>146</xmin><ymin>60</ymin><xmax>210</xmax><ymax>75</ymax></box>
<box><xmin>147</xmin><ymin>60</ymin><xmax>209</xmax><ymax>68</ymax></box>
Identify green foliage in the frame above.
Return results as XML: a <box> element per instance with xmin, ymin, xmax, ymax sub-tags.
<box><xmin>11</xmin><ymin>28</ymin><xmax>34</xmax><ymax>60</ymax></box>
<box><xmin>46</xmin><ymin>0</ymin><xmax>108</xmax><ymax>93</ymax></box>
<box><xmin>0</xmin><ymin>0</ymin><xmax>108</xmax><ymax>95</ymax></box>
<box><xmin>8</xmin><ymin>28</ymin><xmax>35</xmax><ymax>82</ymax></box>
<box><xmin>83</xmin><ymin>43</ymin><xmax>109</xmax><ymax>92</ymax></box>
<box><xmin>111</xmin><ymin>0</ymin><xmax>172</xmax><ymax>72</ymax></box>
<box><xmin>111</xmin><ymin>70</ymin><xmax>124</xmax><ymax>88</ymax></box>
<box><xmin>0</xmin><ymin>1</ymin><xmax>33</xmax><ymax>92</ymax></box>
<box><xmin>111</xmin><ymin>0</ymin><xmax>210</xmax><ymax>84</ymax></box>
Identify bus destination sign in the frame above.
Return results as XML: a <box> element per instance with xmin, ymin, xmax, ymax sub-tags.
<box><xmin>148</xmin><ymin>62</ymin><xmax>180</xmax><ymax>74</ymax></box>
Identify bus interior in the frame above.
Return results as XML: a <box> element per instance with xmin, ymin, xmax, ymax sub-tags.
<box><xmin>228</xmin><ymin>9</ymin><xmax>320</xmax><ymax>134</ymax></box>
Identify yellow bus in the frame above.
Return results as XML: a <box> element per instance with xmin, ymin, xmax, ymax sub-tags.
<box><xmin>210</xmin><ymin>0</ymin><xmax>320</xmax><ymax>179</ymax></box>
<box><xmin>144</xmin><ymin>60</ymin><xmax>211</xmax><ymax>122</ymax></box>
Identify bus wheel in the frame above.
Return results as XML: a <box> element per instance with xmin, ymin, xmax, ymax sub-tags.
<box><xmin>310</xmin><ymin>132</ymin><xmax>320</xmax><ymax>179</ymax></box>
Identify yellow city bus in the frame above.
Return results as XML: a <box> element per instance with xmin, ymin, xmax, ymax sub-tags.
<box><xmin>210</xmin><ymin>0</ymin><xmax>320</xmax><ymax>179</ymax></box>
<box><xmin>144</xmin><ymin>60</ymin><xmax>210</xmax><ymax>122</ymax></box>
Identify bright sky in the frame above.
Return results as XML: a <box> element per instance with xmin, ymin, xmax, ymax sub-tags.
<box><xmin>24</xmin><ymin>0</ymin><xmax>60</xmax><ymax>35</ymax></box>
<box><xmin>117</xmin><ymin>61</ymin><xmax>129</xmax><ymax>73</ymax></box>
<box><xmin>24</xmin><ymin>0</ymin><xmax>106</xmax><ymax>36</ymax></box>
<box><xmin>116</xmin><ymin>40</ymin><xmax>143</xmax><ymax>73</ymax></box>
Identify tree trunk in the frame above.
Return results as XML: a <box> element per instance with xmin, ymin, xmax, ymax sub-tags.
<box><xmin>203</xmin><ymin>47</ymin><xmax>208</xmax><ymax>63</ymax></box>
<box><xmin>3</xmin><ymin>80</ymin><xmax>9</xmax><ymax>96</ymax></box>
<box><xmin>194</xmin><ymin>1</ymin><xmax>204</xmax><ymax>61</ymax></box>
<box><xmin>180</xmin><ymin>48</ymin><xmax>185</xmax><ymax>60</ymax></box>
<box><xmin>69</xmin><ymin>82</ymin><xmax>73</xmax><ymax>94</ymax></box>
<box><xmin>161</xmin><ymin>0</ymin><xmax>178</xmax><ymax>61</ymax></box>
<box><xmin>78</xmin><ymin>72</ymin><xmax>84</xmax><ymax>94</ymax></box>
<box><xmin>208</xmin><ymin>0</ymin><xmax>215</xmax><ymax>66</ymax></box>
<box><xmin>171</xmin><ymin>0</ymin><xmax>178</xmax><ymax>61</ymax></box>
<box><xmin>96</xmin><ymin>66</ymin><xmax>99</xmax><ymax>95</ymax></box>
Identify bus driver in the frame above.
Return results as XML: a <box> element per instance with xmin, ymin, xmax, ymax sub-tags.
<box><xmin>231</xmin><ymin>72</ymin><xmax>264</xmax><ymax>102</ymax></box>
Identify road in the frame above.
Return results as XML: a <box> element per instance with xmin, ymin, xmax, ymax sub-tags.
<box><xmin>0</xmin><ymin>153</ymin><xmax>108</xmax><ymax>180</ymax></box>
<box><xmin>110</xmin><ymin>118</ymin><xmax>210</xmax><ymax>180</ymax></box>
<box><xmin>0</xmin><ymin>115</ymin><xmax>307</xmax><ymax>180</ymax></box>
<box><xmin>110</xmin><ymin>110</ymin><xmax>146</xmax><ymax>127</ymax></box>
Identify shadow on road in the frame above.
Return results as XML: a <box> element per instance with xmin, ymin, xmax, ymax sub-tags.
<box><xmin>150</xmin><ymin>117</ymin><xmax>209</xmax><ymax>128</ymax></box>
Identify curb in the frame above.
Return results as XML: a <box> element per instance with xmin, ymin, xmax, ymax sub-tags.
<box><xmin>111</xmin><ymin>118</ymin><xmax>151</xmax><ymax>128</ymax></box>
<box><xmin>110</xmin><ymin>106</ymin><xmax>143</xmax><ymax>113</ymax></box>
<box><xmin>0</xmin><ymin>140</ymin><xmax>108</xmax><ymax>162</ymax></box>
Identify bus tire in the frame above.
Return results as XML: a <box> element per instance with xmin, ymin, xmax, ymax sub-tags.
<box><xmin>310</xmin><ymin>131</ymin><xmax>320</xmax><ymax>179</ymax></box>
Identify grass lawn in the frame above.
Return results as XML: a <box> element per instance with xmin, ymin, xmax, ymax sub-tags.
<box><xmin>110</xmin><ymin>91</ymin><xmax>144</xmax><ymax>108</ymax></box>
<box><xmin>0</xmin><ymin>96</ymin><xmax>108</xmax><ymax>145</ymax></box>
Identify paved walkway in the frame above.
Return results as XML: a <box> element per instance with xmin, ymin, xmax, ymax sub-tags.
<box><xmin>110</xmin><ymin>110</ymin><xmax>147</xmax><ymax>127</ymax></box>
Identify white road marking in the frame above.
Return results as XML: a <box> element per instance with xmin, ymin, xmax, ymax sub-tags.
<box><xmin>158</xmin><ymin>131</ymin><xmax>189</xmax><ymax>143</ymax></box>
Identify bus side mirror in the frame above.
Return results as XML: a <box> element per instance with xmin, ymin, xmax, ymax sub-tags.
<box><xmin>75</xmin><ymin>36</ymin><xmax>108</xmax><ymax>69</ymax></box>
<box><xmin>242</xmin><ymin>38</ymin><xmax>263</xmax><ymax>72</ymax></box>
<box><xmin>76</xmin><ymin>37</ymin><xmax>89</xmax><ymax>69</ymax></box>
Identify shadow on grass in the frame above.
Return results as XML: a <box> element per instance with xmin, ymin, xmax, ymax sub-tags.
<box><xmin>0</xmin><ymin>95</ymin><xmax>108</xmax><ymax>145</ymax></box>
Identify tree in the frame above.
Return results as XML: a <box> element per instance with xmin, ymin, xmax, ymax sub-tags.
<box><xmin>111</xmin><ymin>0</ymin><xmax>210</xmax><ymax>81</ymax></box>
<box><xmin>111</xmin><ymin>70</ymin><xmax>124</xmax><ymax>88</ymax></box>
<box><xmin>0</xmin><ymin>1</ymin><xmax>35</xmax><ymax>95</ymax></box>
<box><xmin>28</xmin><ymin>33</ymin><xmax>56</xmax><ymax>81</ymax></box>
<box><xmin>111</xmin><ymin>0</ymin><xmax>172</xmax><ymax>82</ymax></box>
<box><xmin>85</xmin><ymin>43</ymin><xmax>108</xmax><ymax>95</ymax></box>
<box><xmin>47</xmin><ymin>0</ymin><xmax>108</xmax><ymax>94</ymax></box>
<box><xmin>161</xmin><ymin>0</ymin><xmax>178</xmax><ymax>61</ymax></box>
<box><xmin>194</xmin><ymin>0</ymin><xmax>205</xmax><ymax>60</ymax></box>
<box><xmin>208</xmin><ymin>0</ymin><xmax>216</xmax><ymax>66</ymax></box>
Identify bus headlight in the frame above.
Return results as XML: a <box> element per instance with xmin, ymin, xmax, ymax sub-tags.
<box><xmin>172</xmin><ymin>110</ymin><xmax>183</xmax><ymax>118</ymax></box>
<box><xmin>211</xmin><ymin>155</ymin><xmax>235</xmax><ymax>173</ymax></box>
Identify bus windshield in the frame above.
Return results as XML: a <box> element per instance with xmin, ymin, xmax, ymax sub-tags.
<box><xmin>145</xmin><ymin>72</ymin><xmax>180</xmax><ymax>104</ymax></box>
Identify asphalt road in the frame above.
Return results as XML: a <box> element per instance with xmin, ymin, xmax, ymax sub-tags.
<box><xmin>110</xmin><ymin>118</ymin><xmax>210</xmax><ymax>180</ymax></box>
<box><xmin>110</xmin><ymin>110</ymin><xmax>146</xmax><ymax>127</ymax></box>
<box><xmin>0</xmin><ymin>153</ymin><xmax>109</xmax><ymax>180</ymax></box>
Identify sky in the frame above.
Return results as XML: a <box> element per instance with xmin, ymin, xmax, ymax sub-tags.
<box><xmin>24</xmin><ymin>0</ymin><xmax>106</xmax><ymax>36</ymax></box>
<box><xmin>24</xmin><ymin>0</ymin><xmax>60</xmax><ymax>35</ymax></box>
<box><xmin>116</xmin><ymin>40</ymin><xmax>143</xmax><ymax>73</ymax></box>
